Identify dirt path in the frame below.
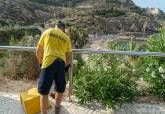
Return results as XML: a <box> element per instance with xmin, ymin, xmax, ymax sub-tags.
<box><xmin>0</xmin><ymin>76</ymin><xmax>36</xmax><ymax>93</ymax></box>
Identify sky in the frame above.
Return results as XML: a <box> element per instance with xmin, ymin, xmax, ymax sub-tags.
<box><xmin>132</xmin><ymin>0</ymin><xmax>165</xmax><ymax>12</ymax></box>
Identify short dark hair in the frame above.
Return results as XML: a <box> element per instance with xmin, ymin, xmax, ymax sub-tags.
<box><xmin>57</xmin><ymin>21</ymin><xmax>66</xmax><ymax>29</ymax></box>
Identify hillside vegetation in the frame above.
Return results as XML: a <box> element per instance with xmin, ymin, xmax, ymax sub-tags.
<box><xmin>0</xmin><ymin>0</ymin><xmax>164</xmax><ymax>30</ymax></box>
<box><xmin>0</xmin><ymin>0</ymin><xmax>164</xmax><ymax>43</ymax></box>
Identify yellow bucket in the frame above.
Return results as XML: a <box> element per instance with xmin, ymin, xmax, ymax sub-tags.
<box><xmin>20</xmin><ymin>88</ymin><xmax>51</xmax><ymax>114</ymax></box>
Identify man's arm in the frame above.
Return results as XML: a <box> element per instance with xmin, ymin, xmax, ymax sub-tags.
<box><xmin>36</xmin><ymin>31</ymin><xmax>46</xmax><ymax>65</ymax></box>
<box><xmin>36</xmin><ymin>44</ymin><xmax>44</xmax><ymax>65</ymax></box>
<box><xmin>66</xmin><ymin>36</ymin><xmax>72</xmax><ymax>67</ymax></box>
<box><xmin>66</xmin><ymin>52</ymin><xmax>72</xmax><ymax>67</ymax></box>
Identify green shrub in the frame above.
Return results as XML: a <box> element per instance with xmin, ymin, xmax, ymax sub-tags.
<box><xmin>68</xmin><ymin>27</ymin><xmax>88</xmax><ymax>49</ymax></box>
<box><xmin>67</xmin><ymin>27</ymin><xmax>88</xmax><ymax>63</ymax></box>
<box><xmin>107</xmin><ymin>39</ymin><xmax>146</xmax><ymax>63</ymax></box>
<box><xmin>143</xmin><ymin>29</ymin><xmax>165</xmax><ymax>100</ymax></box>
<box><xmin>73</xmin><ymin>54</ymin><xmax>137</xmax><ymax>108</ymax></box>
<box><xmin>73</xmin><ymin>30</ymin><xmax>165</xmax><ymax>108</ymax></box>
<box><xmin>147</xmin><ymin>29</ymin><xmax>165</xmax><ymax>52</ymax></box>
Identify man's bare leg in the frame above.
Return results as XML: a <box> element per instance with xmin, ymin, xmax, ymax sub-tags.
<box><xmin>55</xmin><ymin>93</ymin><xmax>63</xmax><ymax>107</ymax></box>
<box><xmin>54</xmin><ymin>93</ymin><xmax>63</xmax><ymax>114</ymax></box>
<box><xmin>40</xmin><ymin>95</ymin><xmax>48</xmax><ymax>114</ymax></box>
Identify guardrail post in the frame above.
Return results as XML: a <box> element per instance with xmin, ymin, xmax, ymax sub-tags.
<box><xmin>68</xmin><ymin>53</ymin><xmax>73</xmax><ymax>102</ymax></box>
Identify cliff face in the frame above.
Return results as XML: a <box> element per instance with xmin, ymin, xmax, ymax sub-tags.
<box><xmin>0</xmin><ymin>0</ymin><xmax>163</xmax><ymax>34</ymax></box>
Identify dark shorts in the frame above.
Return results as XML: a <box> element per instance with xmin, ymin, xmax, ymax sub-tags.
<box><xmin>38</xmin><ymin>58</ymin><xmax>66</xmax><ymax>95</ymax></box>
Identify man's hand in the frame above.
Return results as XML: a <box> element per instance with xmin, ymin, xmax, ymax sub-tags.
<box><xmin>65</xmin><ymin>52</ymin><xmax>72</xmax><ymax>67</ymax></box>
<box><xmin>65</xmin><ymin>64</ymin><xmax>71</xmax><ymax>72</ymax></box>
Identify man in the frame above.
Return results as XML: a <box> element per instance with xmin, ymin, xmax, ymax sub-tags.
<box><xmin>36</xmin><ymin>21</ymin><xmax>72</xmax><ymax>114</ymax></box>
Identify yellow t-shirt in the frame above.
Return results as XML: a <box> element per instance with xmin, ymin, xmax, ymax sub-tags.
<box><xmin>38</xmin><ymin>28</ymin><xmax>72</xmax><ymax>69</ymax></box>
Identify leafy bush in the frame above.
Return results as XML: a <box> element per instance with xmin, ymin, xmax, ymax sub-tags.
<box><xmin>67</xmin><ymin>27</ymin><xmax>88</xmax><ymax>62</ymax></box>
<box><xmin>73</xmin><ymin>32</ymin><xmax>165</xmax><ymax>108</ymax></box>
<box><xmin>73</xmin><ymin>54</ymin><xmax>137</xmax><ymax>108</ymax></box>
<box><xmin>108</xmin><ymin>40</ymin><xmax>145</xmax><ymax>64</ymax></box>
<box><xmin>143</xmin><ymin>29</ymin><xmax>165</xmax><ymax>100</ymax></box>
<box><xmin>147</xmin><ymin>29</ymin><xmax>165</xmax><ymax>52</ymax></box>
<box><xmin>67</xmin><ymin>27</ymin><xmax>88</xmax><ymax>49</ymax></box>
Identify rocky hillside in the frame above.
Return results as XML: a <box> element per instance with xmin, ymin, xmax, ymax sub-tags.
<box><xmin>0</xmin><ymin>0</ymin><xmax>164</xmax><ymax>35</ymax></box>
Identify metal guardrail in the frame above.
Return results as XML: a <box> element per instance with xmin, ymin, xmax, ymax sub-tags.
<box><xmin>0</xmin><ymin>46</ymin><xmax>165</xmax><ymax>57</ymax></box>
<box><xmin>0</xmin><ymin>45</ymin><xmax>165</xmax><ymax>101</ymax></box>
<box><xmin>0</xmin><ymin>46</ymin><xmax>36</xmax><ymax>51</ymax></box>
